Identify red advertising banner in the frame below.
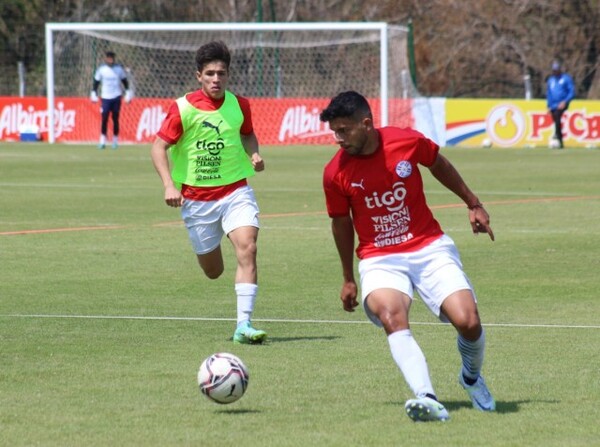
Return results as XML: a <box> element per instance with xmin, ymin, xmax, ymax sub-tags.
<box><xmin>0</xmin><ymin>96</ymin><xmax>413</xmax><ymax>146</ymax></box>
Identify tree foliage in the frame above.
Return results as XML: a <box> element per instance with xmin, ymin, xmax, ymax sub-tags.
<box><xmin>1</xmin><ymin>0</ymin><xmax>598</xmax><ymax>98</ymax></box>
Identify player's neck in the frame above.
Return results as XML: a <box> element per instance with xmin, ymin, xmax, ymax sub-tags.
<box><xmin>361</xmin><ymin>130</ymin><xmax>380</xmax><ymax>155</ymax></box>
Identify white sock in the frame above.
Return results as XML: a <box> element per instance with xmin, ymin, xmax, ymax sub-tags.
<box><xmin>235</xmin><ymin>283</ymin><xmax>257</xmax><ymax>325</ymax></box>
<box><xmin>113</xmin><ymin>136</ymin><xmax>118</xmax><ymax>145</ymax></box>
<box><xmin>388</xmin><ymin>329</ymin><xmax>436</xmax><ymax>399</ymax></box>
<box><xmin>457</xmin><ymin>329</ymin><xmax>486</xmax><ymax>382</ymax></box>
<box><xmin>99</xmin><ymin>134</ymin><xmax>106</xmax><ymax>145</ymax></box>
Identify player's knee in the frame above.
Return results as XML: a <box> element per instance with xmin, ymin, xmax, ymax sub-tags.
<box><xmin>456</xmin><ymin>316</ymin><xmax>482</xmax><ymax>340</ymax></box>
<box><xmin>237</xmin><ymin>240</ymin><xmax>257</xmax><ymax>261</ymax></box>
<box><xmin>378</xmin><ymin>311</ymin><xmax>409</xmax><ymax>335</ymax></box>
<box><xmin>201</xmin><ymin>265</ymin><xmax>224</xmax><ymax>280</ymax></box>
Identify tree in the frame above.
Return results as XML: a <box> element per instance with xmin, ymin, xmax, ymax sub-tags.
<box><xmin>1</xmin><ymin>0</ymin><xmax>598</xmax><ymax>99</ymax></box>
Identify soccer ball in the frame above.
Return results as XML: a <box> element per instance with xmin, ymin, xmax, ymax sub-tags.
<box><xmin>482</xmin><ymin>138</ymin><xmax>492</xmax><ymax>148</ymax></box>
<box><xmin>549</xmin><ymin>138</ymin><xmax>561</xmax><ymax>149</ymax></box>
<box><xmin>197</xmin><ymin>352</ymin><xmax>249</xmax><ymax>404</ymax></box>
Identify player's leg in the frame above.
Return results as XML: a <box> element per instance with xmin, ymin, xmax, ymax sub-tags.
<box><xmin>441</xmin><ymin>292</ymin><xmax>495</xmax><ymax>411</ymax></box>
<box><xmin>111</xmin><ymin>98</ymin><xmax>122</xmax><ymax>149</ymax></box>
<box><xmin>222</xmin><ymin>187</ymin><xmax>266</xmax><ymax>344</ymax></box>
<box><xmin>99</xmin><ymin>99</ymin><xmax>110</xmax><ymax>149</ymax></box>
<box><xmin>359</xmin><ymin>258</ymin><xmax>448</xmax><ymax>422</ymax></box>
<box><xmin>182</xmin><ymin>199</ymin><xmax>225</xmax><ymax>279</ymax></box>
<box><xmin>414</xmin><ymin>235</ymin><xmax>495</xmax><ymax>411</ymax></box>
<box><xmin>195</xmin><ymin>246</ymin><xmax>225</xmax><ymax>279</ymax></box>
<box><xmin>552</xmin><ymin>108</ymin><xmax>564</xmax><ymax>148</ymax></box>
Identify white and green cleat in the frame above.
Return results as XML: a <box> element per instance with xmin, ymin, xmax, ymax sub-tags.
<box><xmin>405</xmin><ymin>396</ymin><xmax>450</xmax><ymax>422</ymax></box>
<box><xmin>233</xmin><ymin>321</ymin><xmax>267</xmax><ymax>344</ymax></box>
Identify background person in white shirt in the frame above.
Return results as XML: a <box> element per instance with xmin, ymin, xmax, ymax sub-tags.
<box><xmin>90</xmin><ymin>51</ymin><xmax>132</xmax><ymax>149</ymax></box>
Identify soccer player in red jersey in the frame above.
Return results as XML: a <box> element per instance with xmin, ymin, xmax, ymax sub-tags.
<box><xmin>320</xmin><ymin>91</ymin><xmax>495</xmax><ymax>422</ymax></box>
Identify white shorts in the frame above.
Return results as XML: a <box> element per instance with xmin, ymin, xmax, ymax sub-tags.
<box><xmin>181</xmin><ymin>185</ymin><xmax>259</xmax><ymax>255</ymax></box>
<box><xmin>358</xmin><ymin>234</ymin><xmax>475</xmax><ymax>326</ymax></box>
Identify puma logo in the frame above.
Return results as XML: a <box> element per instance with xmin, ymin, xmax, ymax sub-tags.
<box><xmin>202</xmin><ymin>120</ymin><xmax>223</xmax><ymax>136</ymax></box>
<box><xmin>351</xmin><ymin>179</ymin><xmax>365</xmax><ymax>190</ymax></box>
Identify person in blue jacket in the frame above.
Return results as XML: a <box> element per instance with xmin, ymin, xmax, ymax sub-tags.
<box><xmin>546</xmin><ymin>60</ymin><xmax>575</xmax><ymax>149</ymax></box>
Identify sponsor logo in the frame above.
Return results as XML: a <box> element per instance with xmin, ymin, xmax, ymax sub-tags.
<box><xmin>485</xmin><ymin>104</ymin><xmax>526</xmax><ymax>146</ymax></box>
<box><xmin>278</xmin><ymin>105</ymin><xmax>331</xmax><ymax>142</ymax></box>
<box><xmin>0</xmin><ymin>102</ymin><xmax>75</xmax><ymax>138</ymax></box>
<box><xmin>350</xmin><ymin>179</ymin><xmax>365</xmax><ymax>190</ymax></box>
<box><xmin>202</xmin><ymin>119</ymin><xmax>223</xmax><ymax>136</ymax></box>
<box><xmin>136</xmin><ymin>106</ymin><xmax>167</xmax><ymax>141</ymax></box>
<box><xmin>364</xmin><ymin>181</ymin><xmax>407</xmax><ymax>212</ymax></box>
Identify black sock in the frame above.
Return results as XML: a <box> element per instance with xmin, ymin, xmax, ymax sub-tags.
<box><xmin>463</xmin><ymin>374</ymin><xmax>477</xmax><ymax>386</ymax></box>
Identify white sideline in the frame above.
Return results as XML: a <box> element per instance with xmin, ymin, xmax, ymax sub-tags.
<box><xmin>1</xmin><ymin>314</ymin><xmax>599</xmax><ymax>329</ymax></box>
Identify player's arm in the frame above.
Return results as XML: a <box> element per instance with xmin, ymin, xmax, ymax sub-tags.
<box><xmin>238</xmin><ymin>96</ymin><xmax>263</xmax><ymax>172</ymax></box>
<box><xmin>150</xmin><ymin>136</ymin><xmax>182</xmax><ymax>208</ymax></box>
<box><xmin>240</xmin><ymin>131</ymin><xmax>264</xmax><ymax>172</ymax></box>
<box><xmin>90</xmin><ymin>79</ymin><xmax>100</xmax><ymax>102</ymax></box>
<box><xmin>122</xmin><ymin>77</ymin><xmax>132</xmax><ymax>102</ymax></box>
<box><xmin>428</xmin><ymin>153</ymin><xmax>495</xmax><ymax>241</ymax></box>
<box><xmin>331</xmin><ymin>216</ymin><xmax>359</xmax><ymax>312</ymax></box>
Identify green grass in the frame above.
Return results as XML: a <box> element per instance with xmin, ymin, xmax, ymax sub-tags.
<box><xmin>1</xmin><ymin>142</ymin><xmax>599</xmax><ymax>446</ymax></box>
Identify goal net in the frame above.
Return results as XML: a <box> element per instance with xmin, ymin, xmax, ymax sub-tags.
<box><xmin>45</xmin><ymin>22</ymin><xmax>420</xmax><ymax>144</ymax></box>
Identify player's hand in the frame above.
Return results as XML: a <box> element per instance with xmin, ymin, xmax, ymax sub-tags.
<box><xmin>124</xmin><ymin>90</ymin><xmax>132</xmax><ymax>103</ymax></box>
<box><xmin>251</xmin><ymin>152</ymin><xmax>264</xmax><ymax>172</ymax></box>
<box><xmin>90</xmin><ymin>91</ymin><xmax>98</xmax><ymax>103</ymax></box>
<box><xmin>164</xmin><ymin>185</ymin><xmax>183</xmax><ymax>208</ymax></box>
<box><xmin>469</xmin><ymin>206</ymin><xmax>495</xmax><ymax>241</ymax></box>
<box><xmin>340</xmin><ymin>281</ymin><xmax>359</xmax><ymax>312</ymax></box>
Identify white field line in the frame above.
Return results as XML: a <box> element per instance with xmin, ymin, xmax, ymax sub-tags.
<box><xmin>1</xmin><ymin>314</ymin><xmax>598</xmax><ymax>329</ymax></box>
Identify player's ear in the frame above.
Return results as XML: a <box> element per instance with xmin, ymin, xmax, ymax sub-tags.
<box><xmin>361</xmin><ymin>116</ymin><xmax>374</xmax><ymax>129</ymax></box>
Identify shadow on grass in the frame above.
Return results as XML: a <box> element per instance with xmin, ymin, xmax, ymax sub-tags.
<box><xmin>215</xmin><ymin>408</ymin><xmax>261</xmax><ymax>415</ymax></box>
<box><xmin>265</xmin><ymin>335</ymin><xmax>341</xmax><ymax>343</ymax></box>
<box><xmin>445</xmin><ymin>399</ymin><xmax>560</xmax><ymax>414</ymax></box>
<box><xmin>388</xmin><ymin>399</ymin><xmax>558</xmax><ymax>414</ymax></box>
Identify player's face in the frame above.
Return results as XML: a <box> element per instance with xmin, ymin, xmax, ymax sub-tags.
<box><xmin>197</xmin><ymin>61</ymin><xmax>229</xmax><ymax>100</ymax></box>
<box><xmin>328</xmin><ymin>116</ymin><xmax>371</xmax><ymax>156</ymax></box>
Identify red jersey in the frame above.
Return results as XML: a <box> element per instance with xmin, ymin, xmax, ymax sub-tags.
<box><xmin>157</xmin><ymin>89</ymin><xmax>254</xmax><ymax>201</ymax></box>
<box><xmin>323</xmin><ymin>127</ymin><xmax>444</xmax><ymax>259</ymax></box>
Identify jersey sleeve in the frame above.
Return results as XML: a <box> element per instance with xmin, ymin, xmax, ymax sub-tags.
<box><xmin>323</xmin><ymin>160</ymin><xmax>350</xmax><ymax>217</ymax></box>
<box><xmin>416</xmin><ymin>133</ymin><xmax>440</xmax><ymax>167</ymax></box>
<box><xmin>235</xmin><ymin>95</ymin><xmax>254</xmax><ymax>135</ymax></box>
<box><xmin>156</xmin><ymin>101</ymin><xmax>183</xmax><ymax>145</ymax></box>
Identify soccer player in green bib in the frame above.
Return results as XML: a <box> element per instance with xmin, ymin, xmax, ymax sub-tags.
<box><xmin>151</xmin><ymin>41</ymin><xmax>267</xmax><ymax>344</ymax></box>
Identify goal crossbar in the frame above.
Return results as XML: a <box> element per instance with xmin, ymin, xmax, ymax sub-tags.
<box><xmin>45</xmin><ymin>22</ymin><xmax>408</xmax><ymax>143</ymax></box>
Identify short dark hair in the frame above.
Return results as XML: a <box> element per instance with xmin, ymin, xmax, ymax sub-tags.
<box><xmin>105</xmin><ymin>51</ymin><xmax>115</xmax><ymax>58</ymax></box>
<box><xmin>195</xmin><ymin>41</ymin><xmax>231</xmax><ymax>72</ymax></box>
<box><xmin>319</xmin><ymin>91</ymin><xmax>373</xmax><ymax>122</ymax></box>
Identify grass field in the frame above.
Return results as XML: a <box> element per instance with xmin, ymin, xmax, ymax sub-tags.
<box><xmin>1</xmin><ymin>142</ymin><xmax>599</xmax><ymax>446</ymax></box>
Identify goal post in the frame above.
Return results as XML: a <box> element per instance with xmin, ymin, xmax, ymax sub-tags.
<box><xmin>45</xmin><ymin>22</ymin><xmax>418</xmax><ymax>144</ymax></box>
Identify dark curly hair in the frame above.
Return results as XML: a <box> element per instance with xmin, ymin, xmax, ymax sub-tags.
<box><xmin>319</xmin><ymin>91</ymin><xmax>373</xmax><ymax>122</ymax></box>
<box><xmin>195</xmin><ymin>41</ymin><xmax>231</xmax><ymax>72</ymax></box>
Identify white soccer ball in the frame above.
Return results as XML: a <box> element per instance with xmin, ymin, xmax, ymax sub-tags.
<box><xmin>197</xmin><ymin>353</ymin><xmax>249</xmax><ymax>404</ymax></box>
<box><xmin>549</xmin><ymin>138</ymin><xmax>561</xmax><ymax>149</ymax></box>
<box><xmin>482</xmin><ymin>138</ymin><xmax>492</xmax><ymax>148</ymax></box>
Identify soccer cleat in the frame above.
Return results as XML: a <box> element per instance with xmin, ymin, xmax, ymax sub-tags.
<box><xmin>233</xmin><ymin>321</ymin><xmax>267</xmax><ymax>345</ymax></box>
<box><xmin>98</xmin><ymin>143</ymin><xmax>106</xmax><ymax>150</ymax></box>
<box><xmin>405</xmin><ymin>396</ymin><xmax>449</xmax><ymax>422</ymax></box>
<box><xmin>459</xmin><ymin>373</ymin><xmax>496</xmax><ymax>411</ymax></box>
<box><xmin>111</xmin><ymin>143</ymin><xmax>118</xmax><ymax>150</ymax></box>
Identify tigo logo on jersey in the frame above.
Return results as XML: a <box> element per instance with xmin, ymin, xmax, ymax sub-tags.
<box><xmin>364</xmin><ymin>182</ymin><xmax>407</xmax><ymax>212</ymax></box>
